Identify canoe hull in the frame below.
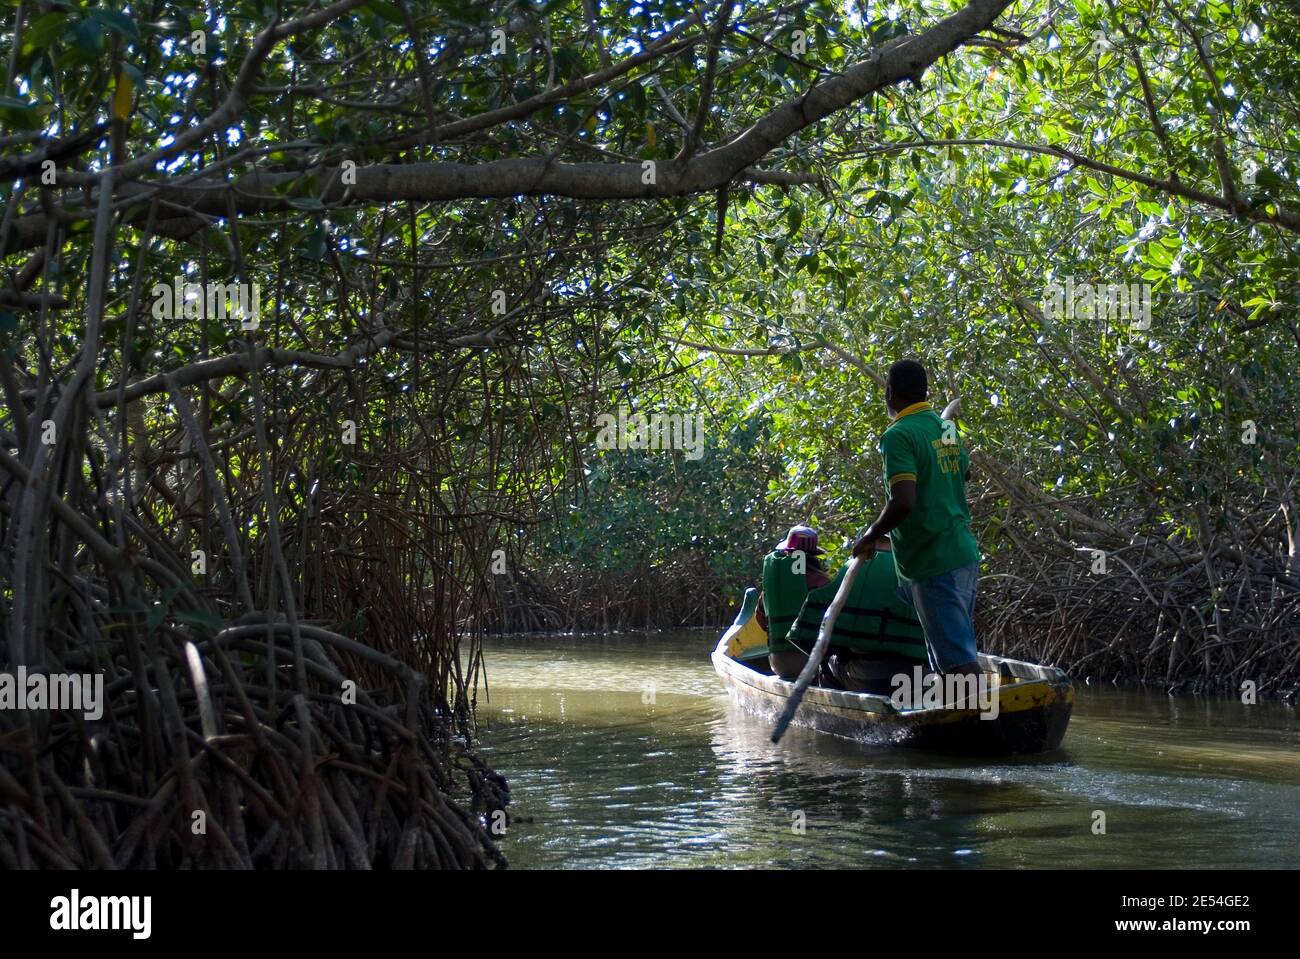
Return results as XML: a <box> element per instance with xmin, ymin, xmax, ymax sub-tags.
<box><xmin>712</xmin><ymin>589</ymin><xmax>1073</xmax><ymax>755</ymax></box>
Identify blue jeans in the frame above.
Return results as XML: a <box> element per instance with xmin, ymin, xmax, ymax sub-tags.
<box><xmin>896</xmin><ymin>562</ymin><xmax>979</xmax><ymax>672</ymax></box>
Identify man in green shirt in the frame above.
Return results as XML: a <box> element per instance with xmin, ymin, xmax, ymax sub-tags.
<box><xmin>851</xmin><ymin>359</ymin><xmax>982</xmax><ymax>677</ymax></box>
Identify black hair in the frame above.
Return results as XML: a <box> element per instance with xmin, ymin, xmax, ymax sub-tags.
<box><xmin>887</xmin><ymin>359</ymin><xmax>927</xmax><ymax>407</ymax></box>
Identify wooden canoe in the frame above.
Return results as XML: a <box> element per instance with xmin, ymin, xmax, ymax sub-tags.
<box><xmin>712</xmin><ymin>587</ymin><xmax>1074</xmax><ymax>754</ymax></box>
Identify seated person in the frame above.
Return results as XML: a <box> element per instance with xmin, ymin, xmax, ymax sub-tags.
<box><xmin>756</xmin><ymin>525</ymin><xmax>830</xmax><ymax>679</ymax></box>
<box><xmin>818</xmin><ymin>539</ymin><xmax>928</xmax><ymax>694</ymax></box>
<box><xmin>773</xmin><ymin>538</ymin><xmax>929</xmax><ymax>694</ymax></box>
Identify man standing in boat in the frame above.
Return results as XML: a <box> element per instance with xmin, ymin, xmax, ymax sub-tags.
<box><xmin>852</xmin><ymin>360</ymin><xmax>983</xmax><ymax>679</ymax></box>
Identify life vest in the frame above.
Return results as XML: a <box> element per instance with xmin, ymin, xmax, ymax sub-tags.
<box><xmin>786</xmin><ymin>552</ymin><xmax>927</xmax><ymax>660</ymax></box>
<box><xmin>762</xmin><ymin>549</ymin><xmax>812</xmax><ymax>649</ymax></box>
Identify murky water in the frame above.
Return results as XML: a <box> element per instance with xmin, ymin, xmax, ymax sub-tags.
<box><xmin>472</xmin><ymin>632</ymin><xmax>1300</xmax><ymax>869</ymax></box>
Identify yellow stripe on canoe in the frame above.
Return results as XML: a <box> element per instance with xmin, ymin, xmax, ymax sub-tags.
<box><xmin>726</xmin><ymin>613</ymin><xmax>768</xmax><ymax>660</ymax></box>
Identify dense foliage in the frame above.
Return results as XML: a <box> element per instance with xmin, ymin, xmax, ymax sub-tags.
<box><xmin>0</xmin><ymin>0</ymin><xmax>1297</xmax><ymax>869</ymax></box>
<box><xmin>526</xmin><ymin>0</ymin><xmax>1300</xmax><ymax>698</ymax></box>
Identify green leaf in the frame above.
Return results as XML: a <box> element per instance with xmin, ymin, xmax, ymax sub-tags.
<box><xmin>176</xmin><ymin>609</ymin><xmax>224</xmax><ymax>633</ymax></box>
<box><xmin>22</xmin><ymin>12</ymin><xmax>68</xmax><ymax>52</ymax></box>
<box><xmin>362</xmin><ymin>0</ymin><xmax>406</xmax><ymax>21</ymax></box>
<box><xmin>298</xmin><ymin>225</ymin><xmax>328</xmax><ymax>260</ymax></box>
<box><xmin>90</xmin><ymin>9</ymin><xmax>141</xmax><ymax>42</ymax></box>
<box><xmin>1252</xmin><ymin>167</ymin><xmax>1288</xmax><ymax>193</ymax></box>
<box><xmin>0</xmin><ymin>96</ymin><xmax>48</xmax><ymax>130</ymax></box>
<box><xmin>67</xmin><ymin>17</ymin><xmax>105</xmax><ymax>57</ymax></box>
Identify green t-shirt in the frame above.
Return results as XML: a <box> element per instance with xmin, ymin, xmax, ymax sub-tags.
<box><xmin>879</xmin><ymin>402</ymin><xmax>980</xmax><ymax>583</ymax></box>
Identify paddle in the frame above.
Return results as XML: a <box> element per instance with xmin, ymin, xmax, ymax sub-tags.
<box><xmin>770</xmin><ymin>555</ymin><xmax>863</xmax><ymax>744</ymax></box>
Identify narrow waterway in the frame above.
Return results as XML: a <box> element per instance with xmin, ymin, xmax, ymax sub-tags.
<box><xmin>473</xmin><ymin>632</ymin><xmax>1300</xmax><ymax>869</ymax></box>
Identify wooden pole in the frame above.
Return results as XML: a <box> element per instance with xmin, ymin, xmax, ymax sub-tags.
<box><xmin>771</xmin><ymin>556</ymin><xmax>863</xmax><ymax>744</ymax></box>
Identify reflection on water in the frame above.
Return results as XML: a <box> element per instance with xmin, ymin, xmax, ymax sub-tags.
<box><xmin>472</xmin><ymin>633</ymin><xmax>1300</xmax><ymax>869</ymax></box>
